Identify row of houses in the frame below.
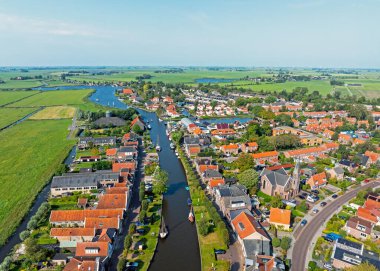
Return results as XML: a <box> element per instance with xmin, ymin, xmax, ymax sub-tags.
<box><xmin>48</xmin><ymin>133</ymin><xmax>140</xmax><ymax>271</ymax></box>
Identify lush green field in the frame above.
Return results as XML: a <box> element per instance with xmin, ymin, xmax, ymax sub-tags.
<box><xmin>0</xmin><ymin>80</ymin><xmax>43</xmax><ymax>89</ymax></box>
<box><xmin>0</xmin><ymin>107</ymin><xmax>39</xmax><ymax>129</ymax></box>
<box><xmin>8</xmin><ymin>89</ymin><xmax>94</xmax><ymax>107</ymax></box>
<box><xmin>0</xmin><ymin>119</ymin><xmax>74</xmax><ymax>245</ymax></box>
<box><xmin>30</xmin><ymin>106</ymin><xmax>76</xmax><ymax>119</ymax></box>
<box><xmin>0</xmin><ymin>90</ymin><xmax>39</xmax><ymax>106</ymax></box>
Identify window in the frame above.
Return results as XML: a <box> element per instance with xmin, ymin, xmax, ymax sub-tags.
<box><xmin>238</xmin><ymin>222</ymin><xmax>245</xmax><ymax>231</ymax></box>
<box><xmin>360</xmin><ymin>233</ymin><xmax>367</xmax><ymax>237</ymax></box>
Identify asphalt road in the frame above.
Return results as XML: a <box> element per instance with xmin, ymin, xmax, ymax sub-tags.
<box><xmin>291</xmin><ymin>181</ymin><xmax>380</xmax><ymax>271</ymax></box>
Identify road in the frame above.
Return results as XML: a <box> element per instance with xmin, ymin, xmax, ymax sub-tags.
<box><xmin>291</xmin><ymin>181</ymin><xmax>380</xmax><ymax>271</ymax></box>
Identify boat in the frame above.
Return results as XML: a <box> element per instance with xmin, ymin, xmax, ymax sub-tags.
<box><xmin>175</xmin><ymin>152</ymin><xmax>179</xmax><ymax>157</ymax></box>
<box><xmin>187</xmin><ymin>198</ymin><xmax>192</xmax><ymax>206</ymax></box>
<box><xmin>96</xmin><ymin>98</ymin><xmax>99</xmax><ymax>102</ymax></box>
<box><xmin>170</xmin><ymin>143</ymin><xmax>175</xmax><ymax>149</ymax></box>
<box><xmin>147</xmin><ymin>124</ymin><xmax>152</xmax><ymax>130</ymax></box>
<box><xmin>159</xmin><ymin>216</ymin><xmax>168</xmax><ymax>239</ymax></box>
<box><xmin>188</xmin><ymin>208</ymin><xmax>194</xmax><ymax>223</ymax></box>
<box><xmin>156</xmin><ymin>135</ymin><xmax>161</xmax><ymax>152</ymax></box>
<box><xmin>159</xmin><ymin>118</ymin><xmax>163</xmax><ymax>122</ymax></box>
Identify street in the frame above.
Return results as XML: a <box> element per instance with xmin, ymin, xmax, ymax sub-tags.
<box><xmin>291</xmin><ymin>181</ymin><xmax>380</xmax><ymax>271</ymax></box>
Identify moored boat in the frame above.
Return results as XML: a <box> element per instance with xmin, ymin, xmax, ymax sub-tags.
<box><xmin>160</xmin><ymin>216</ymin><xmax>168</xmax><ymax>239</ymax></box>
<box><xmin>170</xmin><ymin>143</ymin><xmax>175</xmax><ymax>149</ymax></box>
<box><xmin>147</xmin><ymin>124</ymin><xmax>152</xmax><ymax>130</ymax></box>
<box><xmin>187</xmin><ymin>198</ymin><xmax>192</xmax><ymax>206</ymax></box>
<box><xmin>188</xmin><ymin>208</ymin><xmax>194</xmax><ymax>223</ymax></box>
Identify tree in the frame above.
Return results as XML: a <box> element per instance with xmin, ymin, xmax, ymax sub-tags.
<box><xmin>139</xmin><ymin>210</ymin><xmax>146</xmax><ymax>223</ymax></box>
<box><xmin>55</xmin><ymin>164</ymin><xmax>68</xmax><ymax>176</ymax></box>
<box><xmin>153</xmin><ymin>168</ymin><xmax>168</xmax><ymax>195</ymax></box>
<box><xmin>124</xmin><ymin>234</ymin><xmax>132</xmax><ymax>251</ymax></box>
<box><xmin>27</xmin><ymin>218</ymin><xmax>38</xmax><ymax>230</ymax></box>
<box><xmin>198</xmin><ymin>218</ymin><xmax>209</xmax><ymax>236</ymax></box>
<box><xmin>237</xmin><ymin>169</ymin><xmax>259</xmax><ymax>194</ymax></box>
<box><xmin>132</xmin><ymin>124</ymin><xmax>143</xmax><ymax>134</ymax></box>
<box><xmin>344</xmin><ymin>263</ymin><xmax>378</xmax><ymax>271</ymax></box>
<box><xmin>280</xmin><ymin>236</ymin><xmax>292</xmax><ymax>251</ymax></box>
<box><xmin>234</xmin><ymin>153</ymin><xmax>255</xmax><ymax>171</ymax></box>
<box><xmin>270</xmin><ymin>195</ymin><xmax>284</xmax><ymax>208</ymax></box>
<box><xmin>272</xmin><ymin>237</ymin><xmax>281</xmax><ymax>247</ymax></box>
<box><xmin>129</xmin><ymin>224</ymin><xmax>137</xmax><ymax>235</ymax></box>
<box><xmin>19</xmin><ymin>230</ymin><xmax>30</xmax><ymax>241</ymax></box>
<box><xmin>117</xmin><ymin>258</ymin><xmax>127</xmax><ymax>271</ymax></box>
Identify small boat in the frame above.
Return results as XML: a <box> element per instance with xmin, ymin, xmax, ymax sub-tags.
<box><xmin>175</xmin><ymin>152</ymin><xmax>179</xmax><ymax>157</ymax></box>
<box><xmin>159</xmin><ymin>118</ymin><xmax>163</xmax><ymax>122</ymax></box>
<box><xmin>147</xmin><ymin>124</ymin><xmax>152</xmax><ymax>130</ymax></box>
<box><xmin>156</xmin><ymin>135</ymin><xmax>161</xmax><ymax>151</ymax></box>
<box><xmin>170</xmin><ymin>143</ymin><xmax>175</xmax><ymax>149</ymax></box>
<box><xmin>187</xmin><ymin>198</ymin><xmax>192</xmax><ymax>206</ymax></box>
<box><xmin>159</xmin><ymin>216</ymin><xmax>168</xmax><ymax>239</ymax></box>
<box><xmin>96</xmin><ymin>98</ymin><xmax>99</xmax><ymax>102</ymax></box>
<box><xmin>188</xmin><ymin>208</ymin><xmax>194</xmax><ymax>223</ymax></box>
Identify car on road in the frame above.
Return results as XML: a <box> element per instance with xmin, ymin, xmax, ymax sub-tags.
<box><xmin>320</xmin><ymin>201</ymin><xmax>327</xmax><ymax>207</ymax></box>
<box><xmin>214</xmin><ymin>249</ymin><xmax>226</xmax><ymax>255</ymax></box>
<box><xmin>323</xmin><ymin>262</ymin><xmax>333</xmax><ymax>270</ymax></box>
<box><xmin>300</xmin><ymin>219</ymin><xmax>308</xmax><ymax>226</ymax></box>
<box><xmin>298</xmin><ymin>195</ymin><xmax>305</xmax><ymax>200</ymax></box>
<box><xmin>311</xmin><ymin>190</ymin><xmax>319</xmax><ymax>194</ymax></box>
<box><xmin>312</xmin><ymin>208</ymin><xmax>319</xmax><ymax>214</ymax></box>
<box><xmin>332</xmin><ymin>194</ymin><xmax>338</xmax><ymax>199</ymax></box>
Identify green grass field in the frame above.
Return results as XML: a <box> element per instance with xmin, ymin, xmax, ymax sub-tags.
<box><xmin>0</xmin><ymin>80</ymin><xmax>43</xmax><ymax>89</ymax></box>
<box><xmin>0</xmin><ymin>90</ymin><xmax>39</xmax><ymax>106</ymax></box>
<box><xmin>0</xmin><ymin>119</ymin><xmax>74</xmax><ymax>245</ymax></box>
<box><xmin>30</xmin><ymin>106</ymin><xmax>76</xmax><ymax>120</ymax></box>
<box><xmin>8</xmin><ymin>89</ymin><xmax>94</xmax><ymax>107</ymax></box>
<box><xmin>0</xmin><ymin>107</ymin><xmax>39</xmax><ymax>129</ymax></box>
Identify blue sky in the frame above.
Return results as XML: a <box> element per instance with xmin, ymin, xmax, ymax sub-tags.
<box><xmin>0</xmin><ymin>0</ymin><xmax>379</xmax><ymax>67</ymax></box>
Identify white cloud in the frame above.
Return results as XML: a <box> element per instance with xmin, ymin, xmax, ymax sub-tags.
<box><xmin>0</xmin><ymin>13</ymin><xmax>108</xmax><ymax>38</ymax></box>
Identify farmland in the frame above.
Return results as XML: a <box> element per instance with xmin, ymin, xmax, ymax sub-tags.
<box><xmin>0</xmin><ymin>90</ymin><xmax>39</xmax><ymax>106</ymax></box>
<box><xmin>0</xmin><ymin>107</ymin><xmax>39</xmax><ymax>129</ymax></box>
<box><xmin>30</xmin><ymin>106</ymin><xmax>76</xmax><ymax>120</ymax></box>
<box><xmin>0</xmin><ymin>119</ymin><xmax>74</xmax><ymax>245</ymax></box>
<box><xmin>8</xmin><ymin>89</ymin><xmax>94</xmax><ymax>107</ymax></box>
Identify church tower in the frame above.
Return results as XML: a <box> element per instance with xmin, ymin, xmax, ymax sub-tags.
<box><xmin>291</xmin><ymin>159</ymin><xmax>301</xmax><ymax>196</ymax></box>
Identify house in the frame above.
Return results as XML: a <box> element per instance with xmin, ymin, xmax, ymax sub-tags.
<box><xmin>252</xmin><ymin>151</ymin><xmax>279</xmax><ymax>165</ymax></box>
<box><xmin>208</xmin><ymin>179</ymin><xmax>225</xmax><ymax>192</ymax></box>
<box><xmin>323</xmin><ymin>129</ymin><xmax>335</xmax><ymax>139</ymax></box>
<box><xmin>117</xmin><ymin>146</ymin><xmax>138</xmax><ymax>160</ymax></box>
<box><xmin>112</xmin><ymin>162</ymin><xmax>136</xmax><ymax>173</ymax></box>
<box><xmin>211</xmin><ymin>128</ymin><xmax>236</xmax><ymax>139</ymax></box>
<box><xmin>241</xmin><ymin>142</ymin><xmax>258</xmax><ymax>153</ymax></box>
<box><xmin>130</xmin><ymin>116</ymin><xmax>145</xmax><ymax>131</ymax></box>
<box><xmin>93</xmin><ymin>117</ymin><xmax>126</xmax><ymax>128</ymax></box>
<box><xmin>283</xmin><ymin>143</ymin><xmax>339</xmax><ymax>160</ymax></box>
<box><xmin>220</xmin><ymin>144</ymin><xmax>240</xmax><ymax>155</ymax></box>
<box><xmin>163</xmin><ymin>96</ymin><xmax>174</xmax><ymax>104</ymax></box>
<box><xmin>357</xmin><ymin>195</ymin><xmax>380</xmax><ymax>225</ymax></box>
<box><xmin>97</xmin><ymin>193</ymin><xmax>129</xmax><ymax>211</ymax></box>
<box><xmin>326</xmin><ymin>166</ymin><xmax>345</xmax><ymax>181</ymax></box>
<box><xmin>122</xmin><ymin>88</ymin><xmax>133</xmax><ymax>95</ymax></box>
<box><xmin>63</xmin><ymin>258</ymin><xmax>102</xmax><ymax>271</ymax></box>
<box><xmin>75</xmin><ymin>242</ymin><xmax>112</xmax><ymax>265</ymax></box>
<box><xmin>214</xmin><ymin>184</ymin><xmax>252</xmax><ymax>217</ymax></box>
<box><xmin>339</xmin><ymin>159</ymin><xmax>357</xmax><ymax>173</ymax></box>
<box><xmin>78</xmin><ymin>137</ymin><xmax>116</xmax><ymax>149</ymax></box>
<box><xmin>344</xmin><ymin>216</ymin><xmax>373</xmax><ymax>240</ymax></box>
<box><xmin>185</xmin><ymin>144</ymin><xmax>201</xmax><ymax>157</ymax></box>
<box><xmin>272</xmin><ymin>126</ymin><xmax>322</xmax><ymax>146</ymax></box>
<box><xmin>84</xmin><ymin>217</ymin><xmax>121</xmax><ymax>230</ymax></box>
<box><xmin>231</xmin><ymin>211</ymin><xmax>271</xmax><ymax>267</ymax></box>
<box><xmin>260</xmin><ymin>168</ymin><xmax>299</xmax><ymax>200</ymax></box>
<box><xmin>307</xmin><ymin>172</ymin><xmax>327</xmax><ymax>189</ymax></box>
<box><xmin>50</xmin><ymin>228</ymin><xmax>95</xmax><ymax>244</ymax></box>
<box><xmin>51</xmin><ymin>175</ymin><xmax>99</xmax><ymax>197</ymax></box>
<box><xmin>50</xmin><ymin>209</ymin><xmax>124</xmax><ymax>227</ymax></box>
<box><xmin>352</xmin><ymin>138</ymin><xmax>366</xmax><ymax>147</ymax></box>
<box><xmin>268</xmin><ymin>208</ymin><xmax>291</xmax><ymax>230</ymax></box>
<box><xmin>365</xmin><ymin>151</ymin><xmax>380</xmax><ymax>165</ymax></box>
<box><xmin>338</xmin><ymin>133</ymin><xmax>352</xmax><ymax>145</ymax></box>
<box><xmin>250</xmin><ymin>255</ymin><xmax>286</xmax><ymax>271</ymax></box>
<box><xmin>331</xmin><ymin>238</ymin><xmax>380</xmax><ymax>270</ymax></box>
<box><xmin>106</xmin><ymin>148</ymin><xmax>118</xmax><ymax>159</ymax></box>
<box><xmin>202</xmin><ymin>169</ymin><xmax>223</xmax><ymax>183</ymax></box>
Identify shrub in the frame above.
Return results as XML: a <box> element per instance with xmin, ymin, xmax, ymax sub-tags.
<box><xmin>280</xmin><ymin>236</ymin><xmax>292</xmax><ymax>251</ymax></box>
<box><xmin>198</xmin><ymin>218</ymin><xmax>209</xmax><ymax>236</ymax></box>
<box><xmin>117</xmin><ymin>257</ymin><xmax>126</xmax><ymax>271</ymax></box>
<box><xmin>272</xmin><ymin>237</ymin><xmax>281</xmax><ymax>247</ymax></box>
<box><xmin>129</xmin><ymin>224</ymin><xmax>137</xmax><ymax>235</ymax></box>
<box><xmin>141</xmin><ymin>200</ymin><xmax>148</xmax><ymax>211</ymax></box>
<box><xmin>124</xmin><ymin>235</ymin><xmax>132</xmax><ymax>250</ymax></box>
<box><xmin>139</xmin><ymin>210</ymin><xmax>146</xmax><ymax>223</ymax></box>
<box><xmin>27</xmin><ymin>218</ymin><xmax>38</xmax><ymax>230</ymax></box>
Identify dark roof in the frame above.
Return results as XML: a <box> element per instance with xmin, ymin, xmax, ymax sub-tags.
<box><xmin>79</xmin><ymin>137</ymin><xmax>116</xmax><ymax>144</ymax></box>
<box><xmin>184</xmin><ymin>136</ymin><xmax>200</xmax><ymax>145</ymax></box>
<box><xmin>333</xmin><ymin>239</ymin><xmax>380</xmax><ymax>269</ymax></box>
<box><xmin>216</xmin><ymin>123</ymin><xmax>229</xmax><ymax>129</ymax></box>
<box><xmin>53</xmin><ymin>171</ymin><xmax>119</xmax><ymax>188</ymax></box>
<box><xmin>339</xmin><ymin>159</ymin><xmax>356</xmax><ymax>167</ymax></box>
<box><xmin>217</xmin><ymin>184</ymin><xmax>248</xmax><ymax>197</ymax></box>
<box><xmin>333</xmin><ymin>166</ymin><xmax>345</xmax><ymax>175</ymax></box>
<box><xmin>260</xmin><ymin>168</ymin><xmax>291</xmax><ymax>187</ymax></box>
<box><xmin>243</xmin><ymin>239</ymin><xmax>271</xmax><ymax>259</ymax></box>
<box><xmin>203</xmin><ymin>169</ymin><xmax>222</xmax><ymax>178</ymax></box>
<box><xmin>118</xmin><ymin>146</ymin><xmax>137</xmax><ymax>153</ymax></box>
<box><xmin>93</xmin><ymin>117</ymin><xmax>126</xmax><ymax>127</ymax></box>
<box><xmin>357</xmin><ymin>154</ymin><xmax>369</xmax><ymax>166</ymax></box>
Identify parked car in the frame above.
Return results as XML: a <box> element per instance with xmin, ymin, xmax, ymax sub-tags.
<box><xmin>126</xmin><ymin>262</ymin><xmax>139</xmax><ymax>270</ymax></box>
<box><xmin>332</xmin><ymin>194</ymin><xmax>338</xmax><ymax>199</ymax></box>
<box><xmin>364</xmin><ymin>179</ymin><xmax>372</xmax><ymax>183</ymax></box>
<box><xmin>323</xmin><ymin>263</ymin><xmax>333</xmax><ymax>270</ymax></box>
<box><xmin>307</xmin><ymin>195</ymin><xmax>318</xmax><ymax>203</ymax></box>
<box><xmin>214</xmin><ymin>249</ymin><xmax>226</xmax><ymax>255</ymax></box>
<box><xmin>300</xmin><ymin>219</ymin><xmax>308</xmax><ymax>226</ymax></box>
<box><xmin>323</xmin><ymin>236</ymin><xmax>334</xmax><ymax>242</ymax></box>
<box><xmin>312</xmin><ymin>208</ymin><xmax>319</xmax><ymax>214</ymax></box>
<box><xmin>320</xmin><ymin>201</ymin><xmax>327</xmax><ymax>207</ymax></box>
<box><xmin>298</xmin><ymin>195</ymin><xmax>305</xmax><ymax>200</ymax></box>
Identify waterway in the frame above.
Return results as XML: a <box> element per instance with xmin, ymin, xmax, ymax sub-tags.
<box><xmin>0</xmin><ymin>85</ymin><xmax>201</xmax><ymax>270</ymax></box>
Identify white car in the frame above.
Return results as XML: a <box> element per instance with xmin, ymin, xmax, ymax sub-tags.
<box><xmin>312</xmin><ymin>208</ymin><xmax>319</xmax><ymax>214</ymax></box>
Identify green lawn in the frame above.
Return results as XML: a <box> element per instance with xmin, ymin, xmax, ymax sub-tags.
<box><xmin>0</xmin><ymin>119</ymin><xmax>75</xmax><ymax>245</ymax></box>
<box><xmin>0</xmin><ymin>107</ymin><xmax>39</xmax><ymax>129</ymax></box>
<box><xmin>0</xmin><ymin>80</ymin><xmax>43</xmax><ymax>89</ymax></box>
<box><xmin>8</xmin><ymin>89</ymin><xmax>94</xmax><ymax>107</ymax></box>
<box><xmin>0</xmin><ymin>90</ymin><xmax>39</xmax><ymax>106</ymax></box>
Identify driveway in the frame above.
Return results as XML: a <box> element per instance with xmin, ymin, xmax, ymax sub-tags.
<box><xmin>291</xmin><ymin>180</ymin><xmax>380</xmax><ymax>271</ymax></box>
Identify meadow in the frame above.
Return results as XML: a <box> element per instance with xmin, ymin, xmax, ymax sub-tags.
<box><xmin>0</xmin><ymin>119</ymin><xmax>75</xmax><ymax>245</ymax></box>
<box><xmin>8</xmin><ymin>89</ymin><xmax>94</xmax><ymax>107</ymax></box>
<box><xmin>30</xmin><ymin>106</ymin><xmax>76</xmax><ymax>120</ymax></box>
<box><xmin>0</xmin><ymin>90</ymin><xmax>39</xmax><ymax>106</ymax></box>
<box><xmin>0</xmin><ymin>107</ymin><xmax>39</xmax><ymax>129</ymax></box>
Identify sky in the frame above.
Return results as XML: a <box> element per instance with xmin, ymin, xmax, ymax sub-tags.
<box><xmin>0</xmin><ymin>0</ymin><xmax>379</xmax><ymax>68</ymax></box>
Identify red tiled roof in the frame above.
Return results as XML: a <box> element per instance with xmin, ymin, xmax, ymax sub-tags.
<box><xmin>252</xmin><ymin>151</ymin><xmax>278</xmax><ymax>159</ymax></box>
<box><xmin>307</xmin><ymin>172</ymin><xmax>327</xmax><ymax>187</ymax></box>
<box><xmin>232</xmin><ymin>212</ymin><xmax>268</xmax><ymax>239</ymax></box>
<box><xmin>112</xmin><ymin>162</ymin><xmax>136</xmax><ymax>172</ymax></box>
<box><xmin>357</xmin><ymin>207</ymin><xmax>377</xmax><ymax>223</ymax></box>
<box><xmin>209</xmin><ymin>179</ymin><xmax>225</xmax><ymax>188</ymax></box>
<box><xmin>97</xmin><ymin>194</ymin><xmax>127</xmax><ymax>210</ymax></box>
<box><xmin>63</xmin><ymin>258</ymin><xmax>97</xmax><ymax>271</ymax></box>
<box><xmin>269</xmin><ymin>208</ymin><xmax>291</xmax><ymax>226</ymax></box>
<box><xmin>50</xmin><ymin>228</ymin><xmax>95</xmax><ymax>237</ymax></box>
<box><xmin>106</xmin><ymin>148</ymin><xmax>118</xmax><ymax>156</ymax></box>
<box><xmin>199</xmin><ymin>164</ymin><xmax>218</xmax><ymax>173</ymax></box>
<box><xmin>85</xmin><ymin>217</ymin><xmax>120</xmax><ymax>229</ymax></box>
<box><xmin>75</xmin><ymin>242</ymin><xmax>109</xmax><ymax>257</ymax></box>
<box><xmin>123</xmin><ymin>88</ymin><xmax>133</xmax><ymax>95</ymax></box>
<box><xmin>50</xmin><ymin>209</ymin><xmax>124</xmax><ymax>223</ymax></box>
